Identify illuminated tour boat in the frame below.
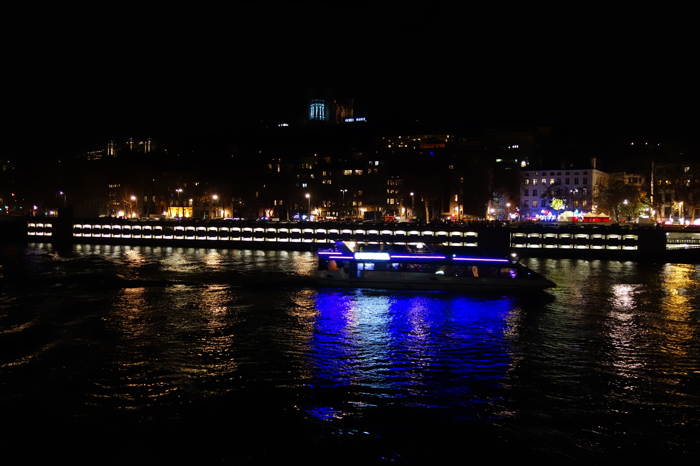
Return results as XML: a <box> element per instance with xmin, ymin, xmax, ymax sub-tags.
<box><xmin>316</xmin><ymin>241</ymin><xmax>556</xmax><ymax>292</ymax></box>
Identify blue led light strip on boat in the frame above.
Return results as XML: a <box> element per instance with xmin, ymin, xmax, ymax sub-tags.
<box><xmin>452</xmin><ymin>257</ymin><xmax>510</xmax><ymax>263</ymax></box>
<box><xmin>389</xmin><ymin>255</ymin><xmax>447</xmax><ymax>260</ymax></box>
<box><xmin>318</xmin><ymin>250</ymin><xmax>510</xmax><ymax>263</ymax></box>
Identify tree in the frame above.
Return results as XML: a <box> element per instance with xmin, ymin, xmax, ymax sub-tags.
<box><xmin>597</xmin><ymin>180</ymin><xmax>644</xmax><ymax>222</ymax></box>
<box><xmin>671</xmin><ymin>177</ymin><xmax>700</xmax><ymax>221</ymax></box>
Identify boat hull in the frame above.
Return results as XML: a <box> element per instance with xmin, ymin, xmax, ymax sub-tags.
<box><xmin>315</xmin><ymin>271</ymin><xmax>554</xmax><ymax>293</ymax></box>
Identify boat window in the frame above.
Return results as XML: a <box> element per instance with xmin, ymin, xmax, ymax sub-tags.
<box><xmin>401</xmin><ymin>263</ymin><xmax>438</xmax><ymax>273</ymax></box>
<box><xmin>471</xmin><ymin>266</ymin><xmax>479</xmax><ymax>278</ymax></box>
<box><xmin>500</xmin><ymin>267</ymin><xmax>518</xmax><ymax>278</ymax></box>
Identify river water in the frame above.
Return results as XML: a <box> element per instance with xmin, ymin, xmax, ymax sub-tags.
<box><xmin>1</xmin><ymin>243</ymin><xmax>699</xmax><ymax>464</ymax></box>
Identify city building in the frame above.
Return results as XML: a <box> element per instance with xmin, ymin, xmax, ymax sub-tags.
<box><xmin>167</xmin><ymin>205</ymin><xmax>193</xmax><ymax>218</ymax></box>
<box><xmin>308</xmin><ymin>99</ymin><xmax>329</xmax><ymax>121</ymax></box>
<box><xmin>82</xmin><ymin>137</ymin><xmax>157</xmax><ymax>161</ymax></box>
<box><xmin>520</xmin><ymin>168</ymin><xmax>609</xmax><ymax>220</ymax></box>
<box><xmin>307</xmin><ymin>97</ymin><xmax>357</xmax><ymax>124</ymax></box>
<box><xmin>380</xmin><ymin>134</ymin><xmax>452</xmax><ymax>155</ymax></box>
<box><xmin>653</xmin><ymin>163</ymin><xmax>700</xmax><ymax>222</ymax></box>
<box><xmin>610</xmin><ymin>171</ymin><xmax>647</xmax><ymax>189</ymax></box>
<box><xmin>304</xmin><ymin>86</ymin><xmax>364</xmax><ymax>125</ymax></box>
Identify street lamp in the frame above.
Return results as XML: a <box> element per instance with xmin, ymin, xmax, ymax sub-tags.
<box><xmin>340</xmin><ymin>189</ymin><xmax>347</xmax><ymax>219</ymax></box>
<box><xmin>305</xmin><ymin>193</ymin><xmax>311</xmax><ymax>214</ymax></box>
<box><xmin>211</xmin><ymin>194</ymin><xmax>220</xmax><ymax>219</ymax></box>
<box><xmin>409</xmin><ymin>192</ymin><xmax>415</xmax><ymax>220</ymax></box>
<box><xmin>569</xmin><ymin>188</ymin><xmax>580</xmax><ymax>211</ymax></box>
<box><xmin>129</xmin><ymin>195</ymin><xmax>137</xmax><ymax>218</ymax></box>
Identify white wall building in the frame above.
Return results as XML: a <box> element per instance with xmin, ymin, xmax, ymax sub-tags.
<box><xmin>520</xmin><ymin>168</ymin><xmax>609</xmax><ymax>219</ymax></box>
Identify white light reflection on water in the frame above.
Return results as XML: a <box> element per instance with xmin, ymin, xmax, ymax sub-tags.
<box><xmin>96</xmin><ymin>281</ymin><xmax>245</xmax><ymax>408</ymax></box>
<box><xmin>606</xmin><ymin>283</ymin><xmax>646</xmax><ymax>379</ymax></box>
<box><xmin>193</xmin><ymin>284</ymin><xmax>239</xmax><ymax>390</ymax></box>
<box><xmin>123</xmin><ymin>247</ymin><xmax>145</xmax><ymax>267</ymax></box>
<box><xmin>611</xmin><ymin>284</ymin><xmax>637</xmax><ymax>312</ymax></box>
<box><xmin>203</xmin><ymin>249</ymin><xmax>222</xmax><ymax>268</ymax></box>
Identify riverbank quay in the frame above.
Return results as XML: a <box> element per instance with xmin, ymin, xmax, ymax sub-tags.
<box><xmin>5</xmin><ymin>216</ymin><xmax>700</xmax><ymax>262</ymax></box>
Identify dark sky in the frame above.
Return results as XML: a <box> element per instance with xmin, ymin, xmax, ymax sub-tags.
<box><xmin>3</xmin><ymin>3</ymin><xmax>697</xmax><ymax>156</ymax></box>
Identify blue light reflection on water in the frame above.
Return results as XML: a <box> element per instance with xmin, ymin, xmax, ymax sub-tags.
<box><xmin>306</xmin><ymin>289</ymin><xmax>517</xmax><ymax>419</ymax></box>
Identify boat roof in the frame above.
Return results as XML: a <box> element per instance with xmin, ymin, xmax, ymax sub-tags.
<box><xmin>317</xmin><ymin>241</ymin><xmax>515</xmax><ymax>264</ymax></box>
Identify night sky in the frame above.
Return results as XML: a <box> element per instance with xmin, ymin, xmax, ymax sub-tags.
<box><xmin>3</xmin><ymin>4</ymin><xmax>697</xmax><ymax>159</ymax></box>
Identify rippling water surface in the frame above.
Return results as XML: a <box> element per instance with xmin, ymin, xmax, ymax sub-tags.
<box><xmin>1</xmin><ymin>243</ymin><xmax>699</xmax><ymax>464</ymax></box>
